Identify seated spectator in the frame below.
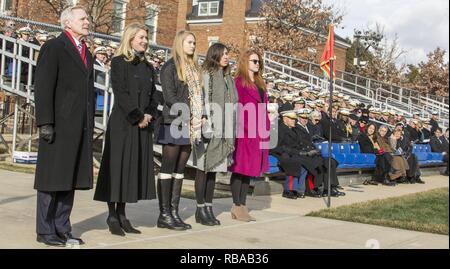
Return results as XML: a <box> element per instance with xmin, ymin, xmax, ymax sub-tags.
<box><xmin>296</xmin><ymin>109</ymin><xmax>344</xmax><ymax>197</ymax></box>
<box><xmin>270</xmin><ymin>107</ymin><xmax>344</xmax><ymax>198</ymax></box>
<box><xmin>348</xmin><ymin>114</ymin><xmax>360</xmax><ymax>141</ymax></box>
<box><xmin>338</xmin><ymin>109</ymin><xmax>352</xmax><ymax>141</ymax></box>
<box><xmin>269</xmin><ymin>105</ymin><xmax>308</xmax><ymax>199</ymax></box>
<box><xmin>430</xmin><ymin>128</ymin><xmax>449</xmax><ymax>176</ymax></box>
<box><xmin>308</xmin><ymin>110</ymin><xmax>324</xmax><ymax>142</ymax></box>
<box><xmin>378</xmin><ymin>126</ymin><xmax>409</xmax><ymax>182</ymax></box>
<box><xmin>321</xmin><ymin>106</ymin><xmax>348</xmax><ymax>142</ymax></box>
<box><xmin>405</xmin><ymin>119</ymin><xmax>420</xmax><ymax>143</ymax></box>
<box><xmin>444</xmin><ymin>128</ymin><xmax>449</xmax><ymax>145</ymax></box>
<box><xmin>430</xmin><ymin>112</ymin><xmax>440</xmax><ymax>134</ymax></box>
<box><xmin>421</xmin><ymin>119</ymin><xmax>432</xmax><ymax>141</ymax></box>
<box><xmin>358</xmin><ymin>116</ymin><xmax>369</xmax><ymax>134</ymax></box>
<box><xmin>390</xmin><ymin>128</ymin><xmax>425</xmax><ymax>184</ymax></box>
<box><xmin>357</xmin><ymin>123</ymin><xmax>396</xmax><ymax>186</ymax></box>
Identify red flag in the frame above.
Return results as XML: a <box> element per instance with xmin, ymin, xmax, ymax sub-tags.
<box><xmin>320</xmin><ymin>24</ymin><xmax>336</xmax><ymax>79</ymax></box>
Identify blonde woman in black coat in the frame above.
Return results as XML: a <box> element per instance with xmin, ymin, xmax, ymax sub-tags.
<box><xmin>94</xmin><ymin>23</ymin><xmax>160</xmax><ymax>236</ymax></box>
<box><xmin>156</xmin><ymin>30</ymin><xmax>203</xmax><ymax>231</ymax></box>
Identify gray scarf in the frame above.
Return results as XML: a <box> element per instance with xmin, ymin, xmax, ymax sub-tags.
<box><xmin>202</xmin><ymin>69</ymin><xmax>238</xmax><ymax>171</ymax></box>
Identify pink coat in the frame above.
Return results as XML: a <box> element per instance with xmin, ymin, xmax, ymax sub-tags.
<box><xmin>229</xmin><ymin>76</ymin><xmax>270</xmax><ymax>177</ymax></box>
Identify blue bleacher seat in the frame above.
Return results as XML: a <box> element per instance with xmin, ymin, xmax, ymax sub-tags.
<box><xmin>412</xmin><ymin>143</ymin><xmax>444</xmax><ymax>165</ymax></box>
<box><xmin>268</xmin><ymin>155</ymin><xmax>281</xmax><ymax>173</ymax></box>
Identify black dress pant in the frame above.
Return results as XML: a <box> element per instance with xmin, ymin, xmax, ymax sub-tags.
<box><xmin>36</xmin><ymin>190</ymin><xmax>75</xmax><ymax>235</ymax></box>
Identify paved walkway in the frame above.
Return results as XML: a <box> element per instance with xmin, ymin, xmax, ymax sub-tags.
<box><xmin>0</xmin><ymin>169</ymin><xmax>448</xmax><ymax>249</ymax></box>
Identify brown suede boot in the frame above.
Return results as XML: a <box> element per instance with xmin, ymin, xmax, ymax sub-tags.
<box><xmin>242</xmin><ymin>206</ymin><xmax>256</xmax><ymax>221</ymax></box>
<box><xmin>230</xmin><ymin>205</ymin><xmax>251</xmax><ymax>222</ymax></box>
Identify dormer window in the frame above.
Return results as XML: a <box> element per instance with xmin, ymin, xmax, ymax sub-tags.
<box><xmin>198</xmin><ymin>1</ymin><xmax>220</xmax><ymax>16</ymax></box>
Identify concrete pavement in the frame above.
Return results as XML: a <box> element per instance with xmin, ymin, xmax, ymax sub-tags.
<box><xmin>0</xmin><ymin>168</ymin><xmax>448</xmax><ymax>249</ymax></box>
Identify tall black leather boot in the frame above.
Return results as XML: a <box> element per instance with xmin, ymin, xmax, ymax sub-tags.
<box><xmin>157</xmin><ymin>174</ymin><xmax>186</xmax><ymax>231</ymax></box>
<box><xmin>171</xmin><ymin>174</ymin><xmax>192</xmax><ymax>229</ymax></box>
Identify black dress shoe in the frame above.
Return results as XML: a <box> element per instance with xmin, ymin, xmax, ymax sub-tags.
<box><xmin>332</xmin><ymin>187</ymin><xmax>346</xmax><ymax>196</ymax></box>
<box><xmin>282</xmin><ymin>191</ymin><xmax>298</xmax><ymax>199</ymax></box>
<box><xmin>37</xmin><ymin>234</ymin><xmax>65</xmax><ymax>247</ymax></box>
<box><xmin>382</xmin><ymin>179</ymin><xmax>396</xmax><ymax>186</ymax></box>
<box><xmin>107</xmin><ymin>216</ymin><xmax>126</xmax><ymax>236</ymax></box>
<box><xmin>119</xmin><ymin>219</ymin><xmax>141</xmax><ymax>234</ymax></box>
<box><xmin>322</xmin><ymin>189</ymin><xmax>339</xmax><ymax>197</ymax></box>
<box><xmin>297</xmin><ymin>192</ymin><xmax>306</xmax><ymax>199</ymax></box>
<box><xmin>364</xmin><ymin>179</ymin><xmax>379</xmax><ymax>185</ymax></box>
<box><xmin>308</xmin><ymin>189</ymin><xmax>322</xmax><ymax>198</ymax></box>
<box><xmin>415</xmin><ymin>178</ymin><xmax>425</xmax><ymax>184</ymax></box>
<box><xmin>57</xmin><ymin>232</ymin><xmax>85</xmax><ymax>245</ymax></box>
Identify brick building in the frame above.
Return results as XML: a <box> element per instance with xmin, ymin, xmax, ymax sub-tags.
<box><xmin>1</xmin><ymin>0</ymin><xmax>180</xmax><ymax>48</ymax></box>
<box><xmin>1</xmin><ymin>0</ymin><xmax>350</xmax><ymax>69</ymax></box>
<box><xmin>176</xmin><ymin>0</ymin><xmax>350</xmax><ymax>70</ymax></box>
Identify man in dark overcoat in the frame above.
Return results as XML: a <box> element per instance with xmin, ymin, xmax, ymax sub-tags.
<box><xmin>33</xmin><ymin>6</ymin><xmax>94</xmax><ymax>246</ymax></box>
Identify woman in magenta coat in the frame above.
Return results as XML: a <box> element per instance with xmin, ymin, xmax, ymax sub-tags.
<box><xmin>228</xmin><ymin>49</ymin><xmax>270</xmax><ymax>222</ymax></box>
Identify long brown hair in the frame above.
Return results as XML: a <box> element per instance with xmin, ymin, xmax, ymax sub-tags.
<box><xmin>202</xmin><ymin>42</ymin><xmax>230</xmax><ymax>74</ymax></box>
<box><xmin>235</xmin><ymin>49</ymin><xmax>266</xmax><ymax>91</ymax></box>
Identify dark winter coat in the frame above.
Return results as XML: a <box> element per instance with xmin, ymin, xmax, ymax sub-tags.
<box><xmin>160</xmin><ymin>58</ymin><xmax>190</xmax><ymax>125</ymax></box>
<box><xmin>94</xmin><ymin>55</ymin><xmax>161</xmax><ymax>203</ymax></box>
<box><xmin>34</xmin><ymin>32</ymin><xmax>95</xmax><ymax>192</ymax></box>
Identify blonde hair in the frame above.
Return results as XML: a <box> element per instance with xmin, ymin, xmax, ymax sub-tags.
<box><xmin>60</xmin><ymin>5</ymin><xmax>88</xmax><ymax>29</ymax></box>
<box><xmin>115</xmin><ymin>23</ymin><xmax>149</xmax><ymax>61</ymax></box>
<box><xmin>172</xmin><ymin>30</ymin><xmax>200</xmax><ymax>82</ymax></box>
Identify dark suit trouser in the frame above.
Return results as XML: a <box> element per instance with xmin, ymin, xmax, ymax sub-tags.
<box><xmin>36</xmin><ymin>190</ymin><xmax>74</xmax><ymax>235</ymax></box>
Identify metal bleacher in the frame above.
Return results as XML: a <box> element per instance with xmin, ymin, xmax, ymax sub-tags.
<box><xmin>0</xmin><ymin>15</ymin><xmax>171</xmax><ymax>165</ymax></box>
<box><xmin>263</xmin><ymin>51</ymin><xmax>449</xmax><ymax>129</ymax></box>
<box><xmin>0</xmin><ymin>16</ymin><xmax>447</xmax><ymax>185</ymax></box>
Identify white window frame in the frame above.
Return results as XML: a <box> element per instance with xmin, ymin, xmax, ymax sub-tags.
<box><xmin>208</xmin><ymin>36</ymin><xmax>219</xmax><ymax>47</ymax></box>
<box><xmin>0</xmin><ymin>0</ymin><xmax>13</xmax><ymax>13</ymax></box>
<box><xmin>198</xmin><ymin>1</ymin><xmax>220</xmax><ymax>16</ymax></box>
<box><xmin>145</xmin><ymin>4</ymin><xmax>159</xmax><ymax>44</ymax></box>
<box><xmin>111</xmin><ymin>0</ymin><xmax>128</xmax><ymax>35</ymax></box>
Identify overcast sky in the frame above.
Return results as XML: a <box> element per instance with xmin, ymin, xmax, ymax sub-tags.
<box><xmin>325</xmin><ymin>0</ymin><xmax>449</xmax><ymax>65</ymax></box>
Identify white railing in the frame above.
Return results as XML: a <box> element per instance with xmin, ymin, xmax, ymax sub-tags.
<box><xmin>264</xmin><ymin>51</ymin><xmax>449</xmax><ymax>116</ymax></box>
<box><xmin>264</xmin><ymin>52</ymin><xmax>448</xmax><ymax>128</ymax></box>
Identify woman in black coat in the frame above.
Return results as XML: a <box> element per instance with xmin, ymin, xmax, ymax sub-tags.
<box><xmin>357</xmin><ymin>123</ymin><xmax>395</xmax><ymax>186</ymax></box>
<box><xmin>156</xmin><ymin>30</ymin><xmax>203</xmax><ymax>231</ymax></box>
<box><xmin>94</xmin><ymin>23</ymin><xmax>160</xmax><ymax>236</ymax></box>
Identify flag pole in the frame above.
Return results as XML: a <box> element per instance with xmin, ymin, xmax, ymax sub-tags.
<box><xmin>327</xmin><ymin>59</ymin><xmax>334</xmax><ymax>208</ymax></box>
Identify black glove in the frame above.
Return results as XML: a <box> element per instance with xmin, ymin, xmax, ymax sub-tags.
<box><xmin>39</xmin><ymin>125</ymin><xmax>55</xmax><ymax>144</ymax></box>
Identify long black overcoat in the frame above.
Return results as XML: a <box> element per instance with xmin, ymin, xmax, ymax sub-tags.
<box><xmin>94</xmin><ymin>55</ymin><xmax>160</xmax><ymax>203</ymax></box>
<box><xmin>34</xmin><ymin>33</ymin><xmax>95</xmax><ymax>192</ymax></box>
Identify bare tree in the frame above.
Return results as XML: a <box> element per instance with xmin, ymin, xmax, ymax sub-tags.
<box><xmin>249</xmin><ymin>0</ymin><xmax>344</xmax><ymax>62</ymax></box>
<box><xmin>355</xmin><ymin>24</ymin><xmax>407</xmax><ymax>85</ymax></box>
<box><xmin>24</xmin><ymin>0</ymin><xmax>164</xmax><ymax>35</ymax></box>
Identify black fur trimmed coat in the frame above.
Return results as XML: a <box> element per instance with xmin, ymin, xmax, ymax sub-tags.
<box><xmin>94</xmin><ymin>55</ymin><xmax>161</xmax><ymax>202</ymax></box>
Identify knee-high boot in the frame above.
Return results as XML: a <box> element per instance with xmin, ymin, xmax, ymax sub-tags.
<box><xmin>157</xmin><ymin>174</ymin><xmax>186</xmax><ymax>231</ymax></box>
<box><xmin>171</xmin><ymin>174</ymin><xmax>192</xmax><ymax>229</ymax></box>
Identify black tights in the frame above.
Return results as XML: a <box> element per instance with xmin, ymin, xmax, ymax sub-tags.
<box><xmin>195</xmin><ymin>170</ymin><xmax>217</xmax><ymax>205</ymax></box>
<box><xmin>160</xmin><ymin>144</ymin><xmax>191</xmax><ymax>175</ymax></box>
<box><xmin>230</xmin><ymin>173</ymin><xmax>251</xmax><ymax>206</ymax></box>
<box><xmin>107</xmin><ymin>202</ymin><xmax>126</xmax><ymax>222</ymax></box>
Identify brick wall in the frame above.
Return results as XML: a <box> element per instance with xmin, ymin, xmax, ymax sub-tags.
<box><xmin>9</xmin><ymin>0</ymin><xmax>179</xmax><ymax>48</ymax></box>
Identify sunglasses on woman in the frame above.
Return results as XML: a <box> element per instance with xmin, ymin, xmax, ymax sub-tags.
<box><xmin>249</xmin><ymin>59</ymin><xmax>260</xmax><ymax>65</ymax></box>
